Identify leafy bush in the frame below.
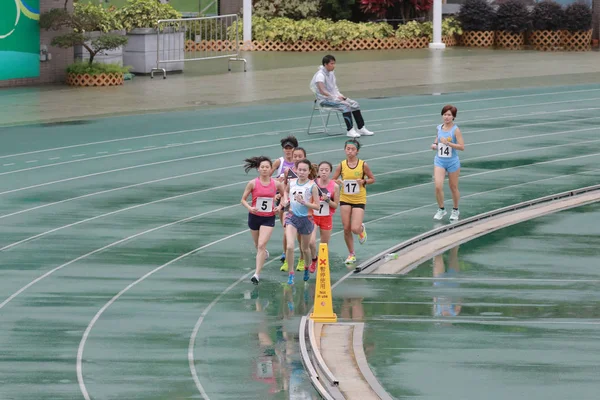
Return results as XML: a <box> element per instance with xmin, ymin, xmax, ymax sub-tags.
<box><xmin>66</xmin><ymin>61</ymin><xmax>130</xmax><ymax>75</ymax></box>
<box><xmin>530</xmin><ymin>0</ymin><xmax>564</xmax><ymax>31</ymax></box>
<box><xmin>40</xmin><ymin>4</ymin><xmax>128</xmax><ymax>65</ymax></box>
<box><xmin>564</xmin><ymin>2</ymin><xmax>592</xmax><ymax>32</ymax></box>
<box><xmin>321</xmin><ymin>0</ymin><xmax>356</xmax><ymax>21</ymax></box>
<box><xmin>253</xmin><ymin>0</ymin><xmax>321</xmax><ymax>19</ymax></box>
<box><xmin>115</xmin><ymin>0</ymin><xmax>181</xmax><ymax>31</ymax></box>
<box><xmin>442</xmin><ymin>17</ymin><xmax>463</xmax><ymax>37</ymax></box>
<box><xmin>457</xmin><ymin>0</ymin><xmax>496</xmax><ymax>31</ymax></box>
<box><xmin>495</xmin><ymin>0</ymin><xmax>529</xmax><ymax>33</ymax></box>
<box><xmin>228</xmin><ymin>17</ymin><xmax>394</xmax><ymax>45</ymax></box>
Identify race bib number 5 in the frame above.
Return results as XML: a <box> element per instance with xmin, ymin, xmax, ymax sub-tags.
<box><xmin>343</xmin><ymin>180</ymin><xmax>360</xmax><ymax>195</ymax></box>
<box><xmin>438</xmin><ymin>143</ymin><xmax>452</xmax><ymax>158</ymax></box>
<box><xmin>256</xmin><ymin>197</ymin><xmax>273</xmax><ymax>212</ymax></box>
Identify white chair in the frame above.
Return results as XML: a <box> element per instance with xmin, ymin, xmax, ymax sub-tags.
<box><xmin>307</xmin><ymin>95</ymin><xmax>345</xmax><ymax>136</ymax></box>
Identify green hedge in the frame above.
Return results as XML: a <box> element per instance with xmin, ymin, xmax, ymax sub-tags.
<box><xmin>227</xmin><ymin>17</ymin><xmax>462</xmax><ymax>45</ymax></box>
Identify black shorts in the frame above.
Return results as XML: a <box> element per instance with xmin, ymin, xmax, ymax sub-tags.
<box><xmin>248</xmin><ymin>213</ymin><xmax>276</xmax><ymax>231</ymax></box>
<box><xmin>339</xmin><ymin>201</ymin><xmax>365</xmax><ymax>210</ymax></box>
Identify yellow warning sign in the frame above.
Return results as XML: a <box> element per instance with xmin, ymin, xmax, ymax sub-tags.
<box><xmin>310</xmin><ymin>243</ymin><xmax>337</xmax><ymax>323</ymax></box>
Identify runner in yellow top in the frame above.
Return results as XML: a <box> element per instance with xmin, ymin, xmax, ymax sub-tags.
<box><xmin>332</xmin><ymin>139</ymin><xmax>375</xmax><ymax>264</ymax></box>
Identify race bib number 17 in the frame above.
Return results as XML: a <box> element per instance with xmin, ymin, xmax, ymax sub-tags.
<box><xmin>343</xmin><ymin>180</ymin><xmax>360</xmax><ymax>195</ymax></box>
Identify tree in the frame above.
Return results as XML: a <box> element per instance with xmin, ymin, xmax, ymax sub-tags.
<box><xmin>360</xmin><ymin>0</ymin><xmax>433</xmax><ymax>22</ymax></box>
<box><xmin>40</xmin><ymin>3</ymin><xmax>128</xmax><ymax>66</ymax></box>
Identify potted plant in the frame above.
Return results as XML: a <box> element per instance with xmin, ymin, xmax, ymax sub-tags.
<box><xmin>529</xmin><ymin>0</ymin><xmax>564</xmax><ymax>51</ymax></box>
<box><xmin>40</xmin><ymin>4</ymin><xmax>130</xmax><ymax>86</ymax></box>
<box><xmin>562</xmin><ymin>2</ymin><xmax>592</xmax><ymax>51</ymax></box>
<box><xmin>115</xmin><ymin>0</ymin><xmax>182</xmax><ymax>74</ymax></box>
<box><xmin>494</xmin><ymin>0</ymin><xmax>529</xmax><ymax>49</ymax></box>
<box><xmin>457</xmin><ymin>0</ymin><xmax>496</xmax><ymax>47</ymax></box>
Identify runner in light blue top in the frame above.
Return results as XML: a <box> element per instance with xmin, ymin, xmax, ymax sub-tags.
<box><xmin>431</xmin><ymin>105</ymin><xmax>465</xmax><ymax>222</ymax></box>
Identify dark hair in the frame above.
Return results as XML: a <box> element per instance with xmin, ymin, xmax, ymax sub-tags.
<box><xmin>293</xmin><ymin>147</ymin><xmax>307</xmax><ymax>157</ymax></box>
<box><xmin>280</xmin><ymin>135</ymin><xmax>299</xmax><ymax>148</ymax></box>
<box><xmin>296</xmin><ymin>159</ymin><xmax>318</xmax><ymax>180</ymax></box>
<box><xmin>441</xmin><ymin>105</ymin><xmax>458</xmax><ymax>119</ymax></box>
<box><xmin>322</xmin><ymin>55</ymin><xmax>336</xmax><ymax>65</ymax></box>
<box><xmin>344</xmin><ymin>139</ymin><xmax>361</xmax><ymax>151</ymax></box>
<box><xmin>243</xmin><ymin>156</ymin><xmax>272</xmax><ymax>173</ymax></box>
<box><xmin>318</xmin><ymin>161</ymin><xmax>333</xmax><ymax>171</ymax></box>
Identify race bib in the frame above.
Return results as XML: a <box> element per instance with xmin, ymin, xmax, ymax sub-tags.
<box><xmin>256</xmin><ymin>359</ymin><xmax>274</xmax><ymax>379</ymax></box>
<box><xmin>256</xmin><ymin>197</ymin><xmax>273</xmax><ymax>212</ymax></box>
<box><xmin>343</xmin><ymin>180</ymin><xmax>360</xmax><ymax>195</ymax></box>
<box><xmin>314</xmin><ymin>201</ymin><xmax>330</xmax><ymax>216</ymax></box>
<box><xmin>438</xmin><ymin>143</ymin><xmax>452</xmax><ymax>158</ymax></box>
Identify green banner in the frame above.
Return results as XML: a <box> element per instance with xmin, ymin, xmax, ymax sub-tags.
<box><xmin>0</xmin><ymin>0</ymin><xmax>40</xmax><ymax>80</ymax></box>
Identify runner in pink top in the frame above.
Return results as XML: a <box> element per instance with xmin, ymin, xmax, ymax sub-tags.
<box><xmin>309</xmin><ymin>161</ymin><xmax>340</xmax><ymax>273</ymax></box>
<box><xmin>241</xmin><ymin>156</ymin><xmax>285</xmax><ymax>285</ymax></box>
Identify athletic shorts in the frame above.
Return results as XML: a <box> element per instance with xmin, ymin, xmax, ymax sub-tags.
<box><xmin>434</xmin><ymin>158</ymin><xmax>461</xmax><ymax>173</ymax></box>
<box><xmin>339</xmin><ymin>201</ymin><xmax>366</xmax><ymax>210</ymax></box>
<box><xmin>285</xmin><ymin>213</ymin><xmax>314</xmax><ymax>235</ymax></box>
<box><xmin>313</xmin><ymin>215</ymin><xmax>333</xmax><ymax>231</ymax></box>
<box><xmin>248</xmin><ymin>213</ymin><xmax>276</xmax><ymax>231</ymax></box>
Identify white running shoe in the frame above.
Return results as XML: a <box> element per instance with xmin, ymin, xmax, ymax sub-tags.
<box><xmin>265</xmin><ymin>249</ymin><xmax>270</xmax><ymax>259</ymax></box>
<box><xmin>449</xmin><ymin>209</ymin><xmax>460</xmax><ymax>221</ymax></box>
<box><xmin>358</xmin><ymin>126</ymin><xmax>374</xmax><ymax>136</ymax></box>
<box><xmin>346</xmin><ymin>128</ymin><xmax>361</xmax><ymax>138</ymax></box>
<box><xmin>433</xmin><ymin>208</ymin><xmax>447</xmax><ymax>220</ymax></box>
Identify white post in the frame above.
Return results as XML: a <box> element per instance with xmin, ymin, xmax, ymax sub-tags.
<box><xmin>243</xmin><ymin>0</ymin><xmax>252</xmax><ymax>42</ymax></box>
<box><xmin>429</xmin><ymin>0</ymin><xmax>446</xmax><ymax>49</ymax></box>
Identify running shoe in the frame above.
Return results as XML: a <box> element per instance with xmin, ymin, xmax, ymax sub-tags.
<box><xmin>280</xmin><ymin>260</ymin><xmax>289</xmax><ymax>272</ymax></box>
<box><xmin>358</xmin><ymin>223</ymin><xmax>367</xmax><ymax>244</ymax></box>
<box><xmin>433</xmin><ymin>208</ymin><xmax>447</xmax><ymax>220</ymax></box>
<box><xmin>345</xmin><ymin>254</ymin><xmax>357</xmax><ymax>264</ymax></box>
<box><xmin>303</xmin><ymin>269</ymin><xmax>310</xmax><ymax>282</ymax></box>
<box><xmin>251</xmin><ymin>275</ymin><xmax>259</xmax><ymax>285</ymax></box>
<box><xmin>265</xmin><ymin>249</ymin><xmax>270</xmax><ymax>259</ymax></box>
<box><xmin>287</xmin><ymin>274</ymin><xmax>295</xmax><ymax>285</ymax></box>
<box><xmin>280</xmin><ymin>252</ymin><xmax>286</xmax><ymax>262</ymax></box>
<box><xmin>308</xmin><ymin>259</ymin><xmax>317</xmax><ymax>273</ymax></box>
<box><xmin>296</xmin><ymin>258</ymin><xmax>305</xmax><ymax>271</ymax></box>
<box><xmin>449</xmin><ymin>209</ymin><xmax>460</xmax><ymax>221</ymax></box>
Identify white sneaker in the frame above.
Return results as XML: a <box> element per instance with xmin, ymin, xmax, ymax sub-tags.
<box><xmin>346</xmin><ymin>128</ymin><xmax>360</xmax><ymax>138</ymax></box>
<box><xmin>449</xmin><ymin>209</ymin><xmax>460</xmax><ymax>221</ymax></box>
<box><xmin>358</xmin><ymin>126</ymin><xmax>374</xmax><ymax>136</ymax></box>
<box><xmin>265</xmin><ymin>249</ymin><xmax>270</xmax><ymax>259</ymax></box>
<box><xmin>433</xmin><ymin>208</ymin><xmax>447</xmax><ymax>220</ymax></box>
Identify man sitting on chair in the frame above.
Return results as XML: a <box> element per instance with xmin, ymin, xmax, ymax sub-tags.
<box><xmin>310</xmin><ymin>54</ymin><xmax>374</xmax><ymax>138</ymax></box>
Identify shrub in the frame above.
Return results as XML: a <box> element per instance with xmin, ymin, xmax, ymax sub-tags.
<box><xmin>495</xmin><ymin>0</ymin><xmax>529</xmax><ymax>33</ymax></box>
<box><xmin>457</xmin><ymin>0</ymin><xmax>496</xmax><ymax>31</ymax></box>
<box><xmin>253</xmin><ymin>0</ymin><xmax>321</xmax><ymax>20</ymax></box>
<box><xmin>442</xmin><ymin>17</ymin><xmax>463</xmax><ymax>37</ymax></box>
<box><xmin>115</xmin><ymin>0</ymin><xmax>181</xmax><ymax>31</ymax></box>
<box><xmin>66</xmin><ymin>61</ymin><xmax>130</xmax><ymax>75</ymax></box>
<box><xmin>530</xmin><ymin>0</ymin><xmax>564</xmax><ymax>31</ymax></box>
<box><xmin>563</xmin><ymin>2</ymin><xmax>592</xmax><ymax>32</ymax></box>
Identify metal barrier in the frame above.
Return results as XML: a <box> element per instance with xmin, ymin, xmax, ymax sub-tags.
<box><xmin>150</xmin><ymin>14</ymin><xmax>247</xmax><ymax>79</ymax></box>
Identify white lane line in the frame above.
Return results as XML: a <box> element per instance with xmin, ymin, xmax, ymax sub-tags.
<box><xmin>3</xmin><ymin>163</ymin><xmax>14</xmax><ymax>166</ymax></box>
<box><xmin>1</xmin><ymin>89</ymin><xmax>599</xmax><ymax>160</ymax></box>
<box><xmin>76</xmin><ymin>229</ymin><xmax>248</xmax><ymax>400</ymax></box>
<box><xmin>0</xmin><ymin>180</ymin><xmax>244</xmax><ymax>251</ymax></box>
<box><xmin>186</xmin><ymin>167</ymin><xmax>600</xmax><ymax>399</ymax></box>
<box><xmin>143</xmin><ymin>145</ymin><xmax>156</xmax><ymax>149</ymax></box>
<box><xmin>72</xmin><ymin>154</ymin><xmax>85</xmax><ymax>158</ymax></box>
<box><xmin>25</xmin><ymin>160</ymin><xmax>38</xmax><ymax>164</ymax></box>
<box><xmin>372</xmin><ymin>317</ymin><xmax>600</xmax><ymax>325</ymax></box>
<box><xmin>118</xmin><ymin>148</ymin><xmax>132</xmax><ymax>152</ymax></box>
<box><xmin>49</xmin><ymin>157</ymin><xmax>60</xmax><ymax>160</ymax></box>
<box><xmin>1</xmin><ymin>108</ymin><xmax>598</xmax><ymax>193</ymax></box>
<box><xmin>1</xmin><ymin>122</ymin><xmax>598</xmax><ymax>221</ymax></box>
<box><xmin>3</xmin><ymin>136</ymin><xmax>598</xmax><ymax>250</ymax></box>
<box><xmin>376</xmin><ymin>277</ymin><xmax>600</xmax><ymax>283</ymax></box>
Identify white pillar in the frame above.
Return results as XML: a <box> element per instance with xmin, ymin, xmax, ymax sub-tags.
<box><xmin>243</xmin><ymin>0</ymin><xmax>252</xmax><ymax>42</ymax></box>
<box><xmin>429</xmin><ymin>0</ymin><xmax>446</xmax><ymax>49</ymax></box>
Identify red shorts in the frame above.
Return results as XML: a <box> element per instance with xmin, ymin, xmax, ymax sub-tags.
<box><xmin>313</xmin><ymin>215</ymin><xmax>333</xmax><ymax>231</ymax></box>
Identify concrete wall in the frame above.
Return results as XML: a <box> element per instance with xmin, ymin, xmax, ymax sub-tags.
<box><xmin>0</xmin><ymin>0</ymin><xmax>74</xmax><ymax>88</ymax></box>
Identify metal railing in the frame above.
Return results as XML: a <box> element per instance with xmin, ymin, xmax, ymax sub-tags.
<box><xmin>150</xmin><ymin>14</ymin><xmax>247</xmax><ymax>79</ymax></box>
